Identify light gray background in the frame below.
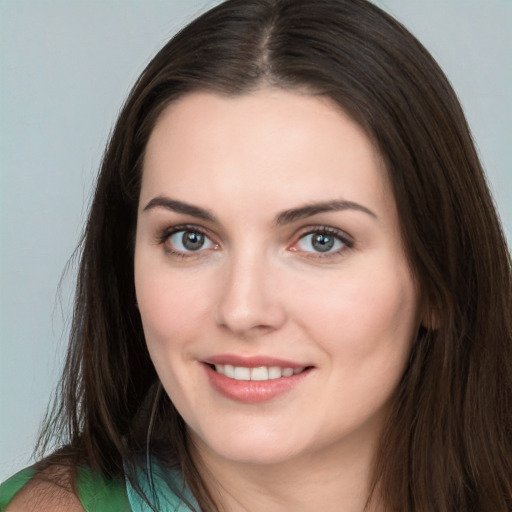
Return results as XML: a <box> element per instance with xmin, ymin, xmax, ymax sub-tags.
<box><xmin>1</xmin><ymin>0</ymin><xmax>510</xmax><ymax>481</ymax></box>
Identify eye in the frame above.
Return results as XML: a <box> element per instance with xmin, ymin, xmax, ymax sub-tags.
<box><xmin>292</xmin><ymin>228</ymin><xmax>352</xmax><ymax>256</ymax></box>
<box><xmin>165</xmin><ymin>228</ymin><xmax>218</xmax><ymax>254</ymax></box>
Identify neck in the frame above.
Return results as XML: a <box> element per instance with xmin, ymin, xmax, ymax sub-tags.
<box><xmin>189</xmin><ymin>428</ymin><xmax>384</xmax><ymax>512</ymax></box>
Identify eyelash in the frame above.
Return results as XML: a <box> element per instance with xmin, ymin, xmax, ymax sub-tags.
<box><xmin>292</xmin><ymin>226</ymin><xmax>354</xmax><ymax>259</ymax></box>
<box><xmin>156</xmin><ymin>224</ymin><xmax>217</xmax><ymax>259</ymax></box>
<box><xmin>155</xmin><ymin>224</ymin><xmax>353</xmax><ymax>260</ymax></box>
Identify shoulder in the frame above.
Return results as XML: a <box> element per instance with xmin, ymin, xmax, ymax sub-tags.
<box><xmin>1</xmin><ymin>462</ymin><xmax>131</xmax><ymax>512</ymax></box>
<box><xmin>4</xmin><ymin>464</ymin><xmax>83</xmax><ymax>512</ymax></box>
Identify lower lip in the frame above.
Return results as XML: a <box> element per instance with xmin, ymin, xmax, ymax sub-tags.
<box><xmin>203</xmin><ymin>364</ymin><xmax>312</xmax><ymax>404</ymax></box>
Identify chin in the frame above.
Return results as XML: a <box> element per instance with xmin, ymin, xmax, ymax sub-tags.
<box><xmin>189</xmin><ymin>424</ymin><xmax>309</xmax><ymax>467</ymax></box>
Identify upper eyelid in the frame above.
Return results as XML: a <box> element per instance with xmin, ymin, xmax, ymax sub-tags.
<box><xmin>289</xmin><ymin>226</ymin><xmax>355</xmax><ymax>258</ymax></box>
<box><xmin>157</xmin><ymin>223</ymin><xmax>215</xmax><ymax>241</ymax></box>
<box><xmin>292</xmin><ymin>225</ymin><xmax>353</xmax><ymax>243</ymax></box>
<box><xmin>159</xmin><ymin>225</ymin><xmax>218</xmax><ymax>257</ymax></box>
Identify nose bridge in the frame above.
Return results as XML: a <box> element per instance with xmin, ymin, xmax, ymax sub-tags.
<box><xmin>215</xmin><ymin>241</ymin><xmax>285</xmax><ymax>336</ymax></box>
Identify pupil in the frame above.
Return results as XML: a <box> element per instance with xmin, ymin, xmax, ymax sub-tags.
<box><xmin>182</xmin><ymin>231</ymin><xmax>204</xmax><ymax>251</ymax></box>
<box><xmin>312</xmin><ymin>233</ymin><xmax>334</xmax><ymax>252</ymax></box>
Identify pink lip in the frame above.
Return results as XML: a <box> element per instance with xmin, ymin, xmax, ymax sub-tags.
<box><xmin>204</xmin><ymin>354</ymin><xmax>308</xmax><ymax>369</ymax></box>
<box><xmin>202</xmin><ymin>362</ymin><xmax>313</xmax><ymax>404</ymax></box>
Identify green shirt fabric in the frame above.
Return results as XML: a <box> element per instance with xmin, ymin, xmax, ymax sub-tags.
<box><xmin>0</xmin><ymin>467</ymin><xmax>37</xmax><ymax>511</ymax></box>
<box><xmin>0</xmin><ymin>465</ymin><xmax>132</xmax><ymax>511</ymax></box>
<box><xmin>76</xmin><ymin>465</ymin><xmax>132</xmax><ymax>511</ymax></box>
<box><xmin>0</xmin><ymin>462</ymin><xmax>198</xmax><ymax>512</ymax></box>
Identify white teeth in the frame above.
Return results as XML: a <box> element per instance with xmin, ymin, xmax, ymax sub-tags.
<box><xmin>234</xmin><ymin>366</ymin><xmax>251</xmax><ymax>380</ymax></box>
<box><xmin>213</xmin><ymin>364</ymin><xmax>306</xmax><ymax>381</ymax></box>
<box><xmin>282</xmin><ymin>367</ymin><xmax>294</xmax><ymax>377</ymax></box>
<box><xmin>268</xmin><ymin>366</ymin><xmax>282</xmax><ymax>379</ymax></box>
<box><xmin>250</xmin><ymin>367</ymin><xmax>269</xmax><ymax>381</ymax></box>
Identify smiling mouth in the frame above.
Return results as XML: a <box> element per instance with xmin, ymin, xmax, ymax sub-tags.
<box><xmin>204</xmin><ymin>361</ymin><xmax>313</xmax><ymax>403</ymax></box>
<box><xmin>208</xmin><ymin>364</ymin><xmax>309</xmax><ymax>381</ymax></box>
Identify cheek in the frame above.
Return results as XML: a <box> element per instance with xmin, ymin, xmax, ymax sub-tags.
<box><xmin>135</xmin><ymin>263</ymin><xmax>214</xmax><ymax>351</ymax></box>
<box><xmin>134</xmin><ymin>264</ymin><xmax>214</xmax><ymax>410</ymax></box>
<box><xmin>292</xmin><ymin>261</ymin><xmax>419</xmax><ymax>361</ymax></box>
<box><xmin>293</xmin><ymin>262</ymin><xmax>418</xmax><ymax>430</ymax></box>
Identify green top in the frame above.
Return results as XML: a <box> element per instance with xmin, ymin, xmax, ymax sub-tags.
<box><xmin>0</xmin><ymin>467</ymin><xmax>37</xmax><ymax>511</ymax></box>
<box><xmin>0</xmin><ymin>461</ymin><xmax>198</xmax><ymax>512</ymax></box>
<box><xmin>0</xmin><ymin>465</ymin><xmax>130</xmax><ymax>511</ymax></box>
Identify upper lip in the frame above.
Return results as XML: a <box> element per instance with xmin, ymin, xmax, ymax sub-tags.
<box><xmin>203</xmin><ymin>354</ymin><xmax>311</xmax><ymax>369</ymax></box>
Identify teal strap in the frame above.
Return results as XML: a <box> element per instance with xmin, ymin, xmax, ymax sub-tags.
<box><xmin>0</xmin><ymin>467</ymin><xmax>37</xmax><ymax>511</ymax></box>
<box><xmin>125</xmin><ymin>460</ymin><xmax>198</xmax><ymax>512</ymax></box>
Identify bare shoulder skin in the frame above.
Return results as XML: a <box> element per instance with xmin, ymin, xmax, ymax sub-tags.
<box><xmin>7</xmin><ymin>465</ymin><xmax>83</xmax><ymax>512</ymax></box>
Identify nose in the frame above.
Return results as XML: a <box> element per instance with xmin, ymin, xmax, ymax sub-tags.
<box><xmin>214</xmin><ymin>250</ymin><xmax>286</xmax><ymax>338</ymax></box>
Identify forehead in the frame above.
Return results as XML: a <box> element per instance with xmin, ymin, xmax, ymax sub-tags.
<box><xmin>141</xmin><ymin>89</ymin><xmax>392</xmax><ymax>218</ymax></box>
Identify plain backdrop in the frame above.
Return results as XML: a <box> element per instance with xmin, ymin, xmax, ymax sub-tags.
<box><xmin>1</xmin><ymin>0</ymin><xmax>511</xmax><ymax>481</ymax></box>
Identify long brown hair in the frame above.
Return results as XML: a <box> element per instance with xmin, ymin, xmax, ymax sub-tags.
<box><xmin>38</xmin><ymin>0</ymin><xmax>512</xmax><ymax>510</ymax></box>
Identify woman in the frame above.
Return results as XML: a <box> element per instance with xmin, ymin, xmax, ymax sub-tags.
<box><xmin>1</xmin><ymin>0</ymin><xmax>511</xmax><ymax>510</ymax></box>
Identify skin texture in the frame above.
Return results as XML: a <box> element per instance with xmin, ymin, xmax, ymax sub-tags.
<box><xmin>135</xmin><ymin>89</ymin><xmax>423</xmax><ymax>511</ymax></box>
<box><xmin>8</xmin><ymin>466</ymin><xmax>83</xmax><ymax>512</ymax></box>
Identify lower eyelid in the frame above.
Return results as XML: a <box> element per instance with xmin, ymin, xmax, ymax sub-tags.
<box><xmin>160</xmin><ymin>227</ymin><xmax>222</xmax><ymax>259</ymax></box>
<box><xmin>288</xmin><ymin>228</ymin><xmax>354</xmax><ymax>259</ymax></box>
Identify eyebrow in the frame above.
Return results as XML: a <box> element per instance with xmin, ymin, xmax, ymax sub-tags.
<box><xmin>143</xmin><ymin>196</ymin><xmax>217</xmax><ymax>222</ymax></box>
<box><xmin>275</xmin><ymin>200</ymin><xmax>377</xmax><ymax>225</ymax></box>
<box><xmin>142</xmin><ymin>196</ymin><xmax>377</xmax><ymax>224</ymax></box>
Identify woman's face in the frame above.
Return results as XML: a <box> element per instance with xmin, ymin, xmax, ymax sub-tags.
<box><xmin>135</xmin><ymin>89</ymin><xmax>421</xmax><ymax>467</ymax></box>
